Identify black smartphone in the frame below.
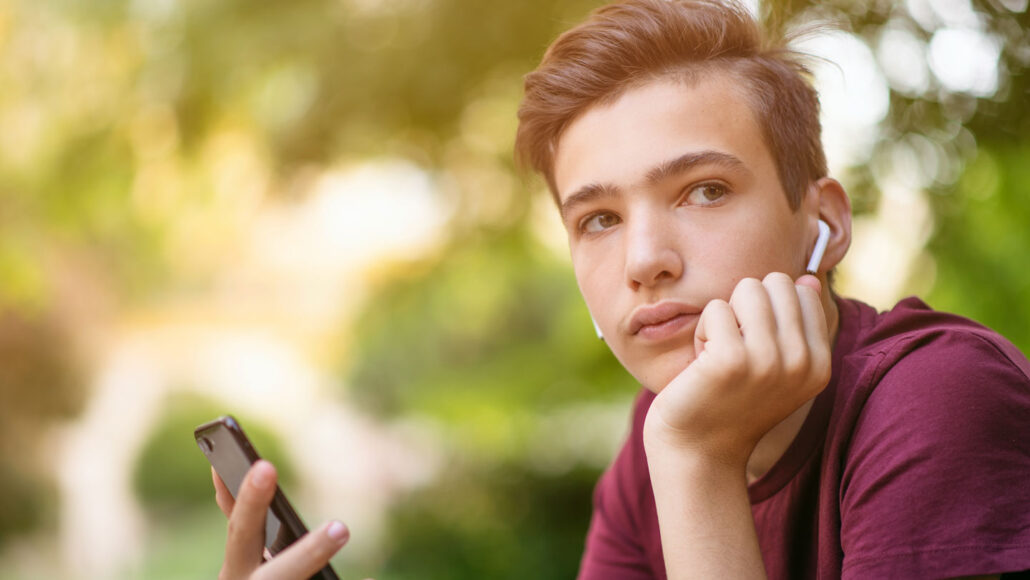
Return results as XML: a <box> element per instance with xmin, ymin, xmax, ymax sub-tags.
<box><xmin>194</xmin><ymin>415</ymin><xmax>339</xmax><ymax>580</ymax></box>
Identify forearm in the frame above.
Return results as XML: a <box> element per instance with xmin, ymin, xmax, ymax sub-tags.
<box><xmin>645</xmin><ymin>437</ymin><xmax>766</xmax><ymax>580</ymax></box>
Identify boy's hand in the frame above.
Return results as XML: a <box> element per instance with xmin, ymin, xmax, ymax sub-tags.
<box><xmin>644</xmin><ymin>272</ymin><xmax>831</xmax><ymax>467</ymax></box>
<box><xmin>212</xmin><ymin>460</ymin><xmax>351</xmax><ymax>580</ymax></box>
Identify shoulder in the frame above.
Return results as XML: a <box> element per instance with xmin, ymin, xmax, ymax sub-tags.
<box><xmin>593</xmin><ymin>389</ymin><xmax>657</xmax><ymax>525</ymax></box>
<box><xmin>837</xmin><ymin>295</ymin><xmax>1030</xmax><ymax>477</ymax></box>
<box><xmin>845</xmin><ymin>321</ymin><xmax>1030</xmax><ymax>474</ymax></box>
<box><xmin>835</xmin><ymin>296</ymin><xmax>1030</xmax><ymax>399</ymax></box>
<box><xmin>832</xmin><ymin>297</ymin><xmax>1030</xmax><ymax>578</ymax></box>
<box><xmin>579</xmin><ymin>389</ymin><xmax>663</xmax><ymax>579</ymax></box>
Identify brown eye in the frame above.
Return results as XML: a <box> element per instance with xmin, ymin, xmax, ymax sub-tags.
<box><xmin>685</xmin><ymin>183</ymin><xmax>728</xmax><ymax>206</ymax></box>
<box><xmin>582</xmin><ymin>212</ymin><xmax>621</xmax><ymax>233</ymax></box>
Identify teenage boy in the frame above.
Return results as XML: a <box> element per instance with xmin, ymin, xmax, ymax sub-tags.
<box><xmin>211</xmin><ymin>0</ymin><xmax>1030</xmax><ymax>578</ymax></box>
<box><xmin>514</xmin><ymin>0</ymin><xmax>1030</xmax><ymax>578</ymax></box>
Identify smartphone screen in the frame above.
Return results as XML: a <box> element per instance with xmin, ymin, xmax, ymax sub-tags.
<box><xmin>194</xmin><ymin>416</ymin><xmax>339</xmax><ymax>580</ymax></box>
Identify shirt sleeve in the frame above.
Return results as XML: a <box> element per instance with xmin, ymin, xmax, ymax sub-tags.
<box><xmin>578</xmin><ymin>390</ymin><xmax>663</xmax><ymax>580</ymax></box>
<box><xmin>839</xmin><ymin>330</ymin><xmax>1030</xmax><ymax>578</ymax></box>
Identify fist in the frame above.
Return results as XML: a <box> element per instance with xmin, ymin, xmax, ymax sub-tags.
<box><xmin>644</xmin><ymin>272</ymin><xmax>831</xmax><ymax>465</ymax></box>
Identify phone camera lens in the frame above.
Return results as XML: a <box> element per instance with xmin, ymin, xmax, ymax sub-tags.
<box><xmin>200</xmin><ymin>437</ymin><xmax>214</xmax><ymax>453</ymax></box>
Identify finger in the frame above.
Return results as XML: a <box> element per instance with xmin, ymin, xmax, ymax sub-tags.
<box><xmin>252</xmin><ymin>520</ymin><xmax>350</xmax><ymax>580</ymax></box>
<box><xmin>762</xmin><ymin>272</ymin><xmax>806</xmax><ymax>356</ymax></box>
<box><xmin>695</xmin><ymin>298</ymin><xmax>741</xmax><ymax>352</ymax></box>
<box><xmin>794</xmin><ymin>273</ymin><xmax>822</xmax><ymax>295</ymax></box>
<box><xmin>795</xmin><ymin>279</ymin><xmax>829</xmax><ymax>346</ymax></box>
<box><xmin>795</xmin><ymin>279</ymin><xmax>831</xmax><ymax>386</ymax></box>
<box><xmin>212</xmin><ymin>466</ymin><xmax>235</xmax><ymax>518</ymax></box>
<box><xmin>728</xmin><ymin>277</ymin><xmax>777</xmax><ymax>363</ymax></box>
<box><xmin>223</xmin><ymin>460</ymin><xmax>277</xmax><ymax>578</ymax></box>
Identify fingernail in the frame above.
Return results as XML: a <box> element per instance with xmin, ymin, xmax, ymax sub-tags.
<box><xmin>327</xmin><ymin>520</ymin><xmax>348</xmax><ymax>543</ymax></box>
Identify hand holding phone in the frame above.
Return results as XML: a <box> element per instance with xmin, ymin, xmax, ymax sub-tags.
<box><xmin>196</xmin><ymin>416</ymin><xmax>345</xmax><ymax>580</ymax></box>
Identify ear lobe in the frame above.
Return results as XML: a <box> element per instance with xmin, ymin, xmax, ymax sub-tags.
<box><xmin>810</xmin><ymin>177</ymin><xmax>852</xmax><ymax>273</ymax></box>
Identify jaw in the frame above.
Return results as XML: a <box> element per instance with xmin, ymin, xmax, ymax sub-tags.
<box><xmin>613</xmin><ymin>337</ymin><xmax>700</xmax><ymax>393</ymax></box>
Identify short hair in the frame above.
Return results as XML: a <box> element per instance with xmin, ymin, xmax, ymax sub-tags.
<box><xmin>515</xmin><ymin>0</ymin><xmax>827</xmax><ymax>210</ymax></box>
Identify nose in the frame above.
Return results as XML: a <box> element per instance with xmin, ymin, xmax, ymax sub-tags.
<box><xmin>624</xmin><ymin>212</ymin><xmax>684</xmax><ymax>289</ymax></box>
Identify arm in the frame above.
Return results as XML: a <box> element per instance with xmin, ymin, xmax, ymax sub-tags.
<box><xmin>212</xmin><ymin>460</ymin><xmax>350</xmax><ymax>580</ymax></box>
<box><xmin>643</xmin><ymin>442</ymin><xmax>764</xmax><ymax>578</ymax></box>
<box><xmin>643</xmin><ymin>273</ymin><xmax>831</xmax><ymax>579</ymax></box>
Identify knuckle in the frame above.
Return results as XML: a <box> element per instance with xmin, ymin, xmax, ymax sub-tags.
<box><xmin>291</xmin><ymin>534</ymin><xmax>337</xmax><ymax>572</ymax></box>
<box><xmin>704</xmin><ymin>298</ymin><xmax>730</xmax><ymax>315</ymax></box>
<box><xmin>783</xmin><ymin>347</ymin><xmax>810</xmax><ymax>375</ymax></box>
<box><xmin>814</xmin><ymin>355</ymin><xmax>832</xmax><ymax>384</ymax></box>
<box><xmin>736</xmin><ymin>277</ymin><xmax>762</xmax><ymax>293</ymax></box>
<box><xmin>225</xmin><ymin>517</ymin><xmax>247</xmax><ymax>540</ymax></box>
<box><xmin>300</xmin><ymin>536</ymin><xmax>329</xmax><ymax>560</ymax></box>
<box><xmin>750</xmin><ymin>355</ymin><xmax>781</xmax><ymax>383</ymax></box>
<box><xmin>779</xmin><ymin>335</ymin><xmax>810</xmax><ymax>369</ymax></box>
<box><xmin>313</xmin><ymin>539</ymin><xmax>336</xmax><ymax>562</ymax></box>
<box><xmin>763</xmin><ymin>271</ymin><xmax>792</xmax><ymax>286</ymax></box>
<box><xmin>805</xmin><ymin>357</ymin><xmax>831</xmax><ymax>392</ymax></box>
<box><xmin>741</xmin><ymin>334</ymin><xmax>777</xmax><ymax>369</ymax></box>
<box><xmin>730</xmin><ymin>278</ymin><xmax>761</xmax><ymax>302</ymax></box>
<box><xmin>710</xmin><ymin>297</ymin><xmax>730</xmax><ymax>308</ymax></box>
<box><xmin>715</xmin><ymin>343</ymin><xmax>748</xmax><ymax>374</ymax></box>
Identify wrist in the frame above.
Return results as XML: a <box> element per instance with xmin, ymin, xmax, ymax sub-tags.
<box><xmin>643</xmin><ymin>402</ymin><xmax>753</xmax><ymax>471</ymax></box>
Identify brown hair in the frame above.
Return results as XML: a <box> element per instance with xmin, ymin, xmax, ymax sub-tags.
<box><xmin>515</xmin><ymin>0</ymin><xmax>827</xmax><ymax>210</ymax></box>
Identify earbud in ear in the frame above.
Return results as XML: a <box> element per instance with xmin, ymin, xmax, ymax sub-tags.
<box><xmin>592</xmin><ymin>316</ymin><xmax>604</xmax><ymax>341</ymax></box>
<box><xmin>806</xmin><ymin>219</ymin><xmax>831</xmax><ymax>275</ymax></box>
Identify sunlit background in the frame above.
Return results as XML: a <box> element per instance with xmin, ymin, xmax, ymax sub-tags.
<box><xmin>0</xmin><ymin>0</ymin><xmax>1027</xmax><ymax>578</ymax></box>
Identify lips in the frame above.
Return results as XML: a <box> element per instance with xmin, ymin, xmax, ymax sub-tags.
<box><xmin>629</xmin><ymin>301</ymin><xmax>702</xmax><ymax>337</ymax></box>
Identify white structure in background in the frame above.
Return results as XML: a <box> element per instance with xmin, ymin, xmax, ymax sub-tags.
<box><xmin>53</xmin><ymin>160</ymin><xmax>450</xmax><ymax>580</ymax></box>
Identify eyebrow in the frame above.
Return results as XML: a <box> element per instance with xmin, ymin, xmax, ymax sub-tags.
<box><xmin>645</xmin><ymin>150</ymin><xmax>749</xmax><ymax>185</ymax></box>
<box><xmin>559</xmin><ymin>182</ymin><xmax>619</xmax><ymax>223</ymax></box>
<box><xmin>559</xmin><ymin>150</ymin><xmax>750</xmax><ymax>222</ymax></box>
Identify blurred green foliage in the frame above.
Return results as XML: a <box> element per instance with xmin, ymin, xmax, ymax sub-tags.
<box><xmin>350</xmin><ymin>226</ymin><xmax>631</xmax><ymax>422</ymax></box>
<box><xmin>347</xmin><ymin>225</ymin><xmax>635</xmax><ymax>575</ymax></box>
<box><xmin>927</xmin><ymin>143</ymin><xmax>1030</xmax><ymax>348</ymax></box>
<box><xmin>0</xmin><ymin>460</ymin><xmax>51</xmax><ymax>544</ymax></box>
<box><xmin>378</xmin><ymin>463</ymin><xmax>601</xmax><ymax>580</ymax></box>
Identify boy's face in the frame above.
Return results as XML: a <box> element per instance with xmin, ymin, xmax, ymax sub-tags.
<box><xmin>553</xmin><ymin>76</ymin><xmax>811</xmax><ymax>392</ymax></box>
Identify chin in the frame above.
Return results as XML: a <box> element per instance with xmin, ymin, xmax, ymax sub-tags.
<box><xmin>621</xmin><ymin>348</ymin><xmax>697</xmax><ymax>394</ymax></box>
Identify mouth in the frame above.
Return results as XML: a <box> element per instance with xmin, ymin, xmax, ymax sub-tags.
<box><xmin>629</xmin><ymin>301</ymin><xmax>702</xmax><ymax>340</ymax></box>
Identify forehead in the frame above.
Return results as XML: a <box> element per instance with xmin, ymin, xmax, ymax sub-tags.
<box><xmin>552</xmin><ymin>75</ymin><xmax>776</xmax><ymax>203</ymax></box>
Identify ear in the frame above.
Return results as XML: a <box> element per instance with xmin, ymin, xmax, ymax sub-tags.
<box><xmin>805</xmin><ymin>177</ymin><xmax>852</xmax><ymax>274</ymax></box>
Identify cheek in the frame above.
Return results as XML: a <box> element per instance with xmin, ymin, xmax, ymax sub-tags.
<box><xmin>704</xmin><ymin>224</ymin><xmax>803</xmax><ymax>283</ymax></box>
<box><xmin>573</xmin><ymin>264</ymin><xmax>610</xmax><ymax>317</ymax></box>
<box><xmin>571</xmin><ymin>245</ymin><xmax>618</xmax><ymax>304</ymax></box>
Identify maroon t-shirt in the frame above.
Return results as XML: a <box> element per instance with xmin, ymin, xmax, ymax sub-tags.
<box><xmin>579</xmin><ymin>297</ymin><xmax>1030</xmax><ymax>579</ymax></box>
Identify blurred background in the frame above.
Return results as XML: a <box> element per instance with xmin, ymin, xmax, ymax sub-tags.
<box><xmin>0</xmin><ymin>0</ymin><xmax>1026</xmax><ymax>578</ymax></box>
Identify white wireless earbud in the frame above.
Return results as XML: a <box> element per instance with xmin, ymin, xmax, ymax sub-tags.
<box><xmin>591</xmin><ymin>316</ymin><xmax>604</xmax><ymax>341</ymax></box>
<box><xmin>806</xmin><ymin>219</ymin><xmax>831</xmax><ymax>275</ymax></box>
